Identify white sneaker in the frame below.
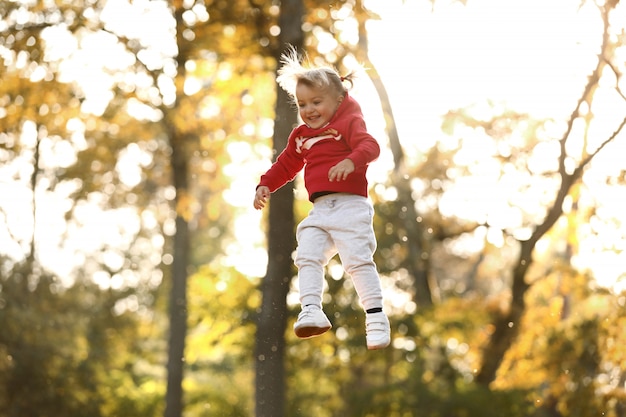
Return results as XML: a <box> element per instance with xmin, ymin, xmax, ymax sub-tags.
<box><xmin>365</xmin><ymin>312</ymin><xmax>390</xmax><ymax>350</ymax></box>
<box><xmin>294</xmin><ymin>305</ymin><xmax>332</xmax><ymax>338</ymax></box>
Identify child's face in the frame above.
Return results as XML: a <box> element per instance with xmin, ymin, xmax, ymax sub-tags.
<box><xmin>295</xmin><ymin>83</ymin><xmax>343</xmax><ymax>129</ymax></box>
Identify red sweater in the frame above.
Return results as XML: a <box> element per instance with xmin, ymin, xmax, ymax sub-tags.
<box><xmin>258</xmin><ymin>94</ymin><xmax>380</xmax><ymax>202</ymax></box>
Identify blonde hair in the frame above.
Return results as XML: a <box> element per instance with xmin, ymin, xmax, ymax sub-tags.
<box><xmin>276</xmin><ymin>46</ymin><xmax>355</xmax><ymax>101</ymax></box>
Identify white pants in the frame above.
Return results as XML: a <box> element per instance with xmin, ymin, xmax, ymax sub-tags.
<box><xmin>294</xmin><ymin>193</ymin><xmax>383</xmax><ymax>311</ymax></box>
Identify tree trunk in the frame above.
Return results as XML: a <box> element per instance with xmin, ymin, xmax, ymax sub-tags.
<box><xmin>164</xmin><ymin>5</ymin><xmax>191</xmax><ymax>417</ymax></box>
<box><xmin>354</xmin><ymin>0</ymin><xmax>434</xmax><ymax>306</ymax></box>
<box><xmin>254</xmin><ymin>2</ymin><xmax>304</xmax><ymax>416</ymax></box>
<box><xmin>164</xmin><ymin>130</ymin><xmax>190</xmax><ymax>417</ymax></box>
<box><xmin>28</xmin><ymin>131</ymin><xmax>41</xmax><ymax>267</ymax></box>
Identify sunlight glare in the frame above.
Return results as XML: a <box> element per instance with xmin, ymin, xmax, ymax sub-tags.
<box><xmin>116</xmin><ymin>142</ymin><xmax>152</xmax><ymax>187</ymax></box>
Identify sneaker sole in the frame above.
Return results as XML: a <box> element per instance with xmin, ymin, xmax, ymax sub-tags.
<box><xmin>294</xmin><ymin>325</ymin><xmax>331</xmax><ymax>338</ymax></box>
<box><xmin>367</xmin><ymin>340</ymin><xmax>390</xmax><ymax>350</ymax></box>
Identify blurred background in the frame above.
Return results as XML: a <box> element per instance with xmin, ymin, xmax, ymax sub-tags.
<box><xmin>1</xmin><ymin>0</ymin><xmax>625</xmax><ymax>416</ymax></box>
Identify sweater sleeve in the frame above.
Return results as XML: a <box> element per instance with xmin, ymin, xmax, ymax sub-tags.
<box><xmin>257</xmin><ymin>132</ymin><xmax>305</xmax><ymax>193</ymax></box>
<box><xmin>344</xmin><ymin>117</ymin><xmax>380</xmax><ymax>168</ymax></box>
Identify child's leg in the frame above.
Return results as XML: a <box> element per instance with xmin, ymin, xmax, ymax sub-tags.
<box><xmin>331</xmin><ymin>200</ymin><xmax>383</xmax><ymax>311</ymax></box>
<box><xmin>294</xmin><ymin>222</ymin><xmax>336</xmax><ymax>307</ymax></box>
<box><xmin>336</xmin><ymin>235</ymin><xmax>384</xmax><ymax>311</ymax></box>
<box><xmin>329</xmin><ymin>196</ymin><xmax>390</xmax><ymax>350</ymax></box>
<box><xmin>293</xmin><ymin>215</ymin><xmax>337</xmax><ymax>338</ymax></box>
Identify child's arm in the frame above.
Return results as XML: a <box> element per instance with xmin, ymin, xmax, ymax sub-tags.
<box><xmin>344</xmin><ymin>118</ymin><xmax>380</xmax><ymax>169</ymax></box>
<box><xmin>256</xmin><ymin>149</ymin><xmax>304</xmax><ymax>201</ymax></box>
<box><xmin>328</xmin><ymin>116</ymin><xmax>379</xmax><ymax>182</ymax></box>
<box><xmin>255</xmin><ymin>130</ymin><xmax>305</xmax><ymax>205</ymax></box>
<box><xmin>253</xmin><ymin>186</ymin><xmax>271</xmax><ymax>210</ymax></box>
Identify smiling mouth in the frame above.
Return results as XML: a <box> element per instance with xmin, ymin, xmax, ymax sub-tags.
<box><xmin>307</xmin><ymin>115</ymin><xmax>319</xmax><ymax>121</ymax></box>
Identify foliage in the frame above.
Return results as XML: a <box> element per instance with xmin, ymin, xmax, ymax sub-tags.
<box><xmin>184</xmin><ymin>264</ymin><xmax>259</xmax><ymax>416</ymax></box>
<box><xmin>0</xmin><ymin>261</ymin><xmax>162</xmax><ymax>417</ymax></box>
<box><xmin>494</xmin><ymin>265</ymin><xmax>626</xmax><ymax>417</ymax></box>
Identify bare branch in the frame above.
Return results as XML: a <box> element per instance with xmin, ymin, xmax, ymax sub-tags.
<box><xmin>578</xmin><ymin>115</ymin><xmax>626</xmax><ymax>173</ymax></box>
<box><xmin>602</xmin><ymin>58</ymin><xmax>626</xmax><ymax>102</ymax></box>
<box><xmin>558</xmin><ymin>3</ymin><xmax>610</xmax><ymax>177</ymax></box>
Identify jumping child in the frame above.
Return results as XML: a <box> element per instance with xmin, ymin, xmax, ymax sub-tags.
<box><xmin>253</xmin><ymin>47</ymin><xmax>390</xmax><ymax>350</ymax></box>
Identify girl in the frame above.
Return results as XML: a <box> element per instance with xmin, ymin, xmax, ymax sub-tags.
<box><xmin>254</xmin><ymin>48</ymin><xmax>390</xmax><ymax>350</ymax></box>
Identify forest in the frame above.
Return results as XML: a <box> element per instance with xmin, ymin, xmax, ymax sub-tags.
<box><xmin>1</xmin><ymin>0</ymin><xmax>625</xmax><ymax>416</ymax></box>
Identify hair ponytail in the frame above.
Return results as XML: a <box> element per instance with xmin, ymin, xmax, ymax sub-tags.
<box><xmin>340</xmin><ymin>73</ymin><xmax>355</xmax><ymax>89</ymax></box>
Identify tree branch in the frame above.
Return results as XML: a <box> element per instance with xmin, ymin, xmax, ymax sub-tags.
<box><xmin>476</xmin><ymin>1</ymin><xmax>619</xmax><ymax>387</ymax></box>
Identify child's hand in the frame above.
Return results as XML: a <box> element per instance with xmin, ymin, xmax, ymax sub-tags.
<box><xmin>328</xmin><ymin>159</ymin><xmax>355</xmax><ymax>182</ymax></box>
<box><xmin>254</xmin><ymin>186</ymin><xmax>270</xmax><ymax>210</ymax></box>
